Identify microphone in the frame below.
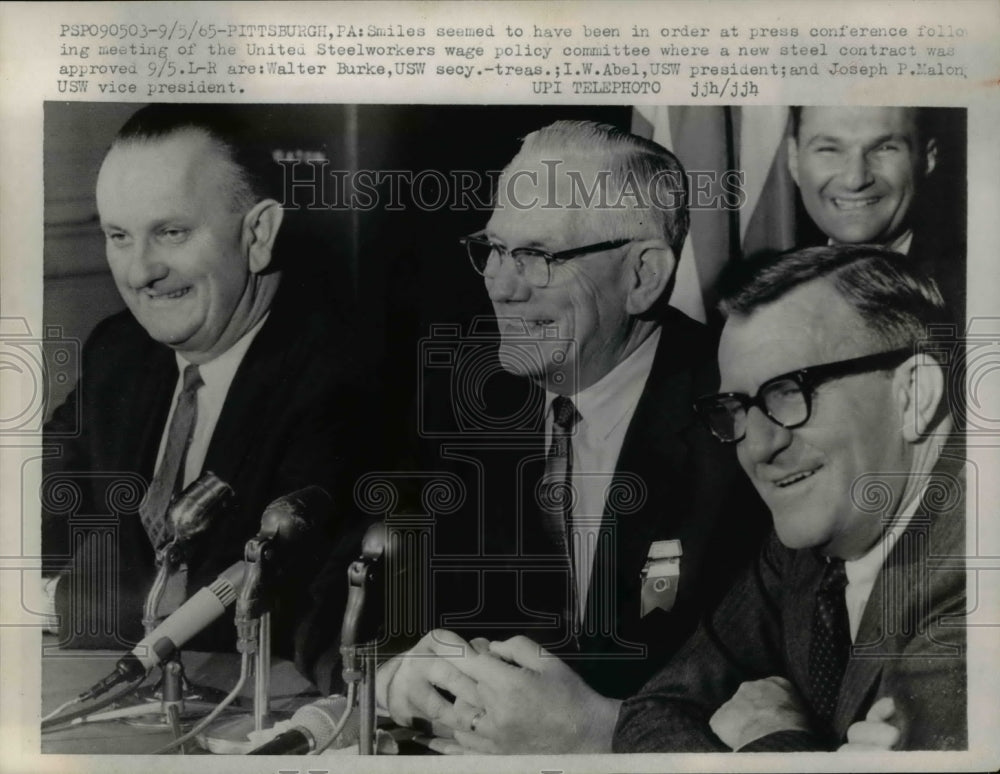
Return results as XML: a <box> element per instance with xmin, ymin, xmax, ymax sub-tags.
<box><xmin>235</xmin><ymin>485</ymin><xmax>332</xmax><ymax>627</ymax></box>
<box><xmin>82</xmin><ymin>486</ymin><xmax>330</xmax><ymax>700</ymax></box>
<box><xmin>337</xmin><ymin>521</ymin><xmax>394</xmax><ymax>755</ymax></box>
<box><xmin>84</xmin><ymin>561</ymin><xmax>246</xmax><ymax>699</ymax></box>
<box><xmin>340</xmin><ymin>522</ymin><xmax>389</xmax><ymax>674</ymax></box>
<box><xmin>168</xmin><ymin>471</ymin><xmax>234</xmax><ymax>543</ymax></box>
<box><xmin>246</xmin><ymin>696</ymin><xmax>359</xmax><ymax>754</ymax></box>
<box><xmin>256</xmin><ymin>485</ymin><xmax>329</xmax><ymax>544</ymax></box>
<box><xmin>143</xmin><ymin>472</ymin><xmax>234</xmax><ymax>631</ymax></box>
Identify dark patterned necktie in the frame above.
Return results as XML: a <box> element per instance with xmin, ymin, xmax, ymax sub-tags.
<box><xmin>808</xmin><ymin>558</ymin><xmax>851</xmax><ymax>725</ymax></box>
<box><xmin>540</xmin><ymin>395</ymin><xmax>581</xmax><ymax>642</ymax></box>
<box><xmin>139</xmin><ymin>364</ymin><xmax>203</xmax><ymax>550</ymax></box>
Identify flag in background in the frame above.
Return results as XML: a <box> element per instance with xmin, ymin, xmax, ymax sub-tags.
<box><xmin>632</xmin><ymin>106</ymin><xmax>797</xmax><ymax>322</ymax></box>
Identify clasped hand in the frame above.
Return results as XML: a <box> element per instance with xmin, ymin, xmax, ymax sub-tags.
<box><xmin>709</xmin><ymin>678</ymin><xmax>901</xmax><ymax>751</ymax></box>
<box><xmin>709</xmin><ymin>676</ymin><xmax>812</xmax><ymax>749</ymax></box>
<box><xmin>376</xmin><ymin>629</ymin><xmax>620</xmax><ymax>753</ymax></box>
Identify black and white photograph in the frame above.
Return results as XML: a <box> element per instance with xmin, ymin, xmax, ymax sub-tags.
<box><xmin>1</xmin><ymin>2</ymin><xmax>998</xmax><ymax>772</ymax></box>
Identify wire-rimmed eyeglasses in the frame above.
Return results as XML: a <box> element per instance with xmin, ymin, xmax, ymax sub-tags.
<box><xmin>460</xmin><ymin>230</ymin><xmax>631</xmax><ymax>288</ymax></box>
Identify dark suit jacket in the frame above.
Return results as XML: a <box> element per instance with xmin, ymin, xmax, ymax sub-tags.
<box><xmin>613</xmin><ymin>448</ymin><xmax>968</xmax><ymax>752</ymax></box>
<box><xmin>41</xmin><ymin>275</ymin><xmax>373</xmax><ymax>683</ymax></box>
<box><xmin>407</xmin><ymin>308</ymin><xmax>770</xmax><ymax>699</ymax></box>
<box><xmin>907</xmin><ymin>228</ymin><xmax>965</xmax><ymax>326</ymax></box>
<box><xmin>798</xmin><ymin>227</ymin><xmax>964</xmax><ymax>327</ymax></box>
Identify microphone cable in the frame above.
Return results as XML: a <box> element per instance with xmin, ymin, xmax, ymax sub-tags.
<box><xmin>150</xmin><ymin>650</ymin><xmax>251</xmax><ymax>754</ymax></box>
<box><xmin>40</xmin><ymin>672</ymin><xmax>149</xmax><ymax>732</ymax></box>
<box><xmin>310</xmin><ymin>681</ymin><xmax>358</xmax><ymax>755</ymax></box>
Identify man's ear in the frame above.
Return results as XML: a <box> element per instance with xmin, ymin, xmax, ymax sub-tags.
<box><xmin>242</xmin><ymin>199</ymin><xmax>285</xmax><ymax>274</ymax></box>
<box><xmin>895</xmin><ymin>353</ymin><xmax>946</xmax><ymax>441</ymax></box>
<box><xmin>922</xmin><ymin>137</ymin><xmax>938</xmax><ymax>177</ymax></box>
<box><xmin>786</xmin><ymin>135</ymin><xmax>800</xmax><ymax>186</ymax></box>
<box><xmin>624</xmin><ymin>240</ymin><xmax>676</xmax><ymax>315</ymax></box>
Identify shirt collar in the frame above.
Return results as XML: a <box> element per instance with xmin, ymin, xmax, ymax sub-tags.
<box><xmin>844</xmin><ymin>484</ymin><xmax>924</xmax><ymax>588</ymax></box>
<box><xmin>828</xmin><ymin>229</ymin><xmax>912</xmax><ymax>255</ymax></box>
<box><xmin>547</xmin><ymin>327</ymin><xmax>661</xmax><ymax>442</ymax></box>
<box><xmin>886</xmin><ymin>229</ymin><xmax>913</xmax><ymax>255</ymax></box>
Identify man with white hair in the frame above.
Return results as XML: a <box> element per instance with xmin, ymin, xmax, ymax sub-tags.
<box><xmin>377</xmin><ymin>121</ymin><xmax>768</xmax><ymax>753</ymax></box>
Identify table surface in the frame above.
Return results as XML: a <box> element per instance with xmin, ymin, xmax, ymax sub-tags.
<box><xmin>40</xmin><ymin>634</ymin><xmax>319</xmax><ymax>754</ymax></box>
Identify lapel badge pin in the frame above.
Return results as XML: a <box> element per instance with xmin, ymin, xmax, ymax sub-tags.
<box><xmin>640</xmin><ymin>539</ymin><xmax>682</xmax><ymax>617</ymax></box>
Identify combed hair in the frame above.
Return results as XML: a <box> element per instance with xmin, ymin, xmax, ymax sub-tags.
<box><xmin>789</xmin><ymin>105</ymin><xmax>930</xmax><ymax>144</ymax></box>
<box><xmin>718</xmin><ymin>245</ymin><xmax>950</xmax><ymax>350</ymax></box>
<box><xmin>112</xmin><ymin>104</ymin><xmax>275</xmax><ymax>212</ymax></box>
<box><xmin>512</xmin><ymin>120</ymin><xmax>690</xmax><ymax>259</ymax></box>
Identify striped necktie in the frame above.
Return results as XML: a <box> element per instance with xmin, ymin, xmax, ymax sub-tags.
<box><xmin>540</xmin><ymin>395</ymin><xmax>581</xmax><ymax>643</ymax></box>
<box><xmin>139</xmin><ymin>364</ymin><xmax>203</xmax><ymax>550</ymax></box>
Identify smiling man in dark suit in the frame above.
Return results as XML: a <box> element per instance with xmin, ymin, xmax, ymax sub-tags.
<box><xmin>614</xmin><ymin>244</ymin><xmax>966</xmax><ymax>752</ymax></box>
<box><xmin>375</xmin><ymin>121</ymin><xmax>768</xmax><ymax>753</ymax></box>
<box><xmin>41</xmin><ymin>105</ymin><xmax>367</xmax><ymax>683</ymax></box>
<box><xmin>788</xmin><ymin>106</ymin><xmax>964</xmax><ymax>321</ymax></box>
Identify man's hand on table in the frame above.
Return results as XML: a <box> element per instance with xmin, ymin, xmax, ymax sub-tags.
<box><xmin>375</xmin><ymin>629</ymin><xmax>486</xmax><ymax>739</ymax></box>
<box><xmin>709</xmin><ymin>676</ymin><xmax>812</xmax><ymax>750</ymax></box>
<box><xmin>838</xmin><ymin>697</ymin><xmax>900</xmax><ymax>751</ymax></box>
<box><xmin>422</xmin><ymin>635</ymin><xmax>622</xmax><ymax>754</ymax></box>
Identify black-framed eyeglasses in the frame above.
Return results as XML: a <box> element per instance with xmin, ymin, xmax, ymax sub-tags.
<box><xmin>693</xmin><ymin>348</ymin><xmax>913</xmax><ymax>444</ymax></box>
<box><xmin>460</xmin><ymin>230</ymin><xmax>631</xmax><ymax>288</ymax></box>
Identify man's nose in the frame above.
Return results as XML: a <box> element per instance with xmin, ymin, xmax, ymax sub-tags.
<box><xmin>484</xmin><ymin>252</ymin><xmax>530</xmax><ymax>303</ymax></box>
<box><xmin>740</xmin><ymin>406</ymin><xmax>793</xmax><ymax>464</ymax></box>
<box><xmin>125</xmin><ymin>240</ymin><xmax>169</xmax><ymax>289</ymax></box>
<box><xmin>838</xmin><ymin>148</ymin><xmax>875</xmax><ymax>190</ymax></box>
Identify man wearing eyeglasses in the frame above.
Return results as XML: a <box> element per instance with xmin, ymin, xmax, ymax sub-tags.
<box><xmin>376</xmin><ymin>121</ymin><xmax>768</xmax><ymax>753</ymax></box>
<box><xmin>614</xmin><ymin>244</ymin><xmax>966</xmax><ymax>752</ymax></box>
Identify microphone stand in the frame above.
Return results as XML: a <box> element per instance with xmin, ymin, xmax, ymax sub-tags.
<box><xmin>340</xmin><ymin>523</ymin><xmax>387</xmax><ymax>755</ymax></box>
<box><xmin>197</xmin><ymin>531</ymin><xmax>289</xmax><ymax>753</ymax></box>
<box><xmin>236</xmin><ymin>533</ymin><xmax>271</xmax><ymax>732</ymax></box>
<box><xmin>124</xmin><ymin>473</ymin><xmax>235</xmax><ymax>732</ymax></box>
<box><xmin>123</xmin><ymin>541</ymin><xmax>222</xmax><ymax>732</ymax></box>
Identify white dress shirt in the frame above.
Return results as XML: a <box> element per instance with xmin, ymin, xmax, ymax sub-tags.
<box><xmin>155</xmin><ymin>313</ymin><xmax>269</xmax><ymax>487</ymax></box>
<box><xmin>545</xmin><ymin>327</ymin><xmax>661</xmax><ymax>619</ymax></box>
<box><xmin>830</xmin><ymin>229</ymin><xmax>913</xmax><ymax>255</ymax></box>
<box><xmin>844</xmin><ymin>488</ymin><xmax>922</xmax><ymax>641</ymax></box>
<box><xmin>42</xmin><ymin>314</ymin><xmax>269</xmax><ymax>630</ymax></box>
<box><xmin>889</xmin><ymin>230</ymin><xmax>914</xmax><ymax>255</ymax></box>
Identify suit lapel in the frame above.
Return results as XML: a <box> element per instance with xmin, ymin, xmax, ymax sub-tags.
<box><xmin>835</xmin><ymin>449</ymin><xmax>967</xmax><ymax>733</ymax></box>
<box><xmin>836</xmin><ymin>570</ymin><xmax>889</xmax><ymax>731</ymax></box>
<box><xmin>585</xmin><ymin>322</ymin><xmax>697</xmax><ymax>650</ymax></box>
<box><xmin>121</xmin><ymin>344</ymin><xmax>176</xmax><ymax>480</ymax></box>
<box><xmin>203</xmin><ymin>311</ymin><xmax>287</xmax><ymax>483</ymax></box>
<box><xmin>785</xmin><ymin>551</ymin><xmax>826</xmax><ymax>701</ymax></box>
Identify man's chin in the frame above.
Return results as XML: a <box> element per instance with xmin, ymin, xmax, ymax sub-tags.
<box><xmin>822</xmin><ymin>216</ymin><xmax>896</xmax><ymax>246</ymax></box>
<box><xmin>772</xmin><ymin>514</ymin><xmax>826</xmax><ymax>552</ymax></box>
<box><xmin>137</xmin><ymin>319</ymin><xmax>199</xmax><ymax>351</ymax></box>
<box><xmin>497</xmin><ymin>341</ymin><xmax>577</xmax><ymax>392</ymax></box>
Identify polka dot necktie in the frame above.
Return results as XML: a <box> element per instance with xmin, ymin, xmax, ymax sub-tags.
<box><xmin>808</xmin><ymin>558</ymin><xmax>851</xmax><ymax>725</ymax></box>
<box><xmin>138</xmin><ymin>364</ymin><xmax>203</xmax><ymax>550</ymax></box>
<box><xmin>541</xmin><ymin>395</ymin><xmax>582</xmax><ymax>643</ymax></box>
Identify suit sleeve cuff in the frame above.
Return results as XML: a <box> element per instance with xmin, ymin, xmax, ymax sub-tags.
<box><xmin>737</xmin><ymin>728</ymin><xmax>827</xmax><ymax>752</ymax></box>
